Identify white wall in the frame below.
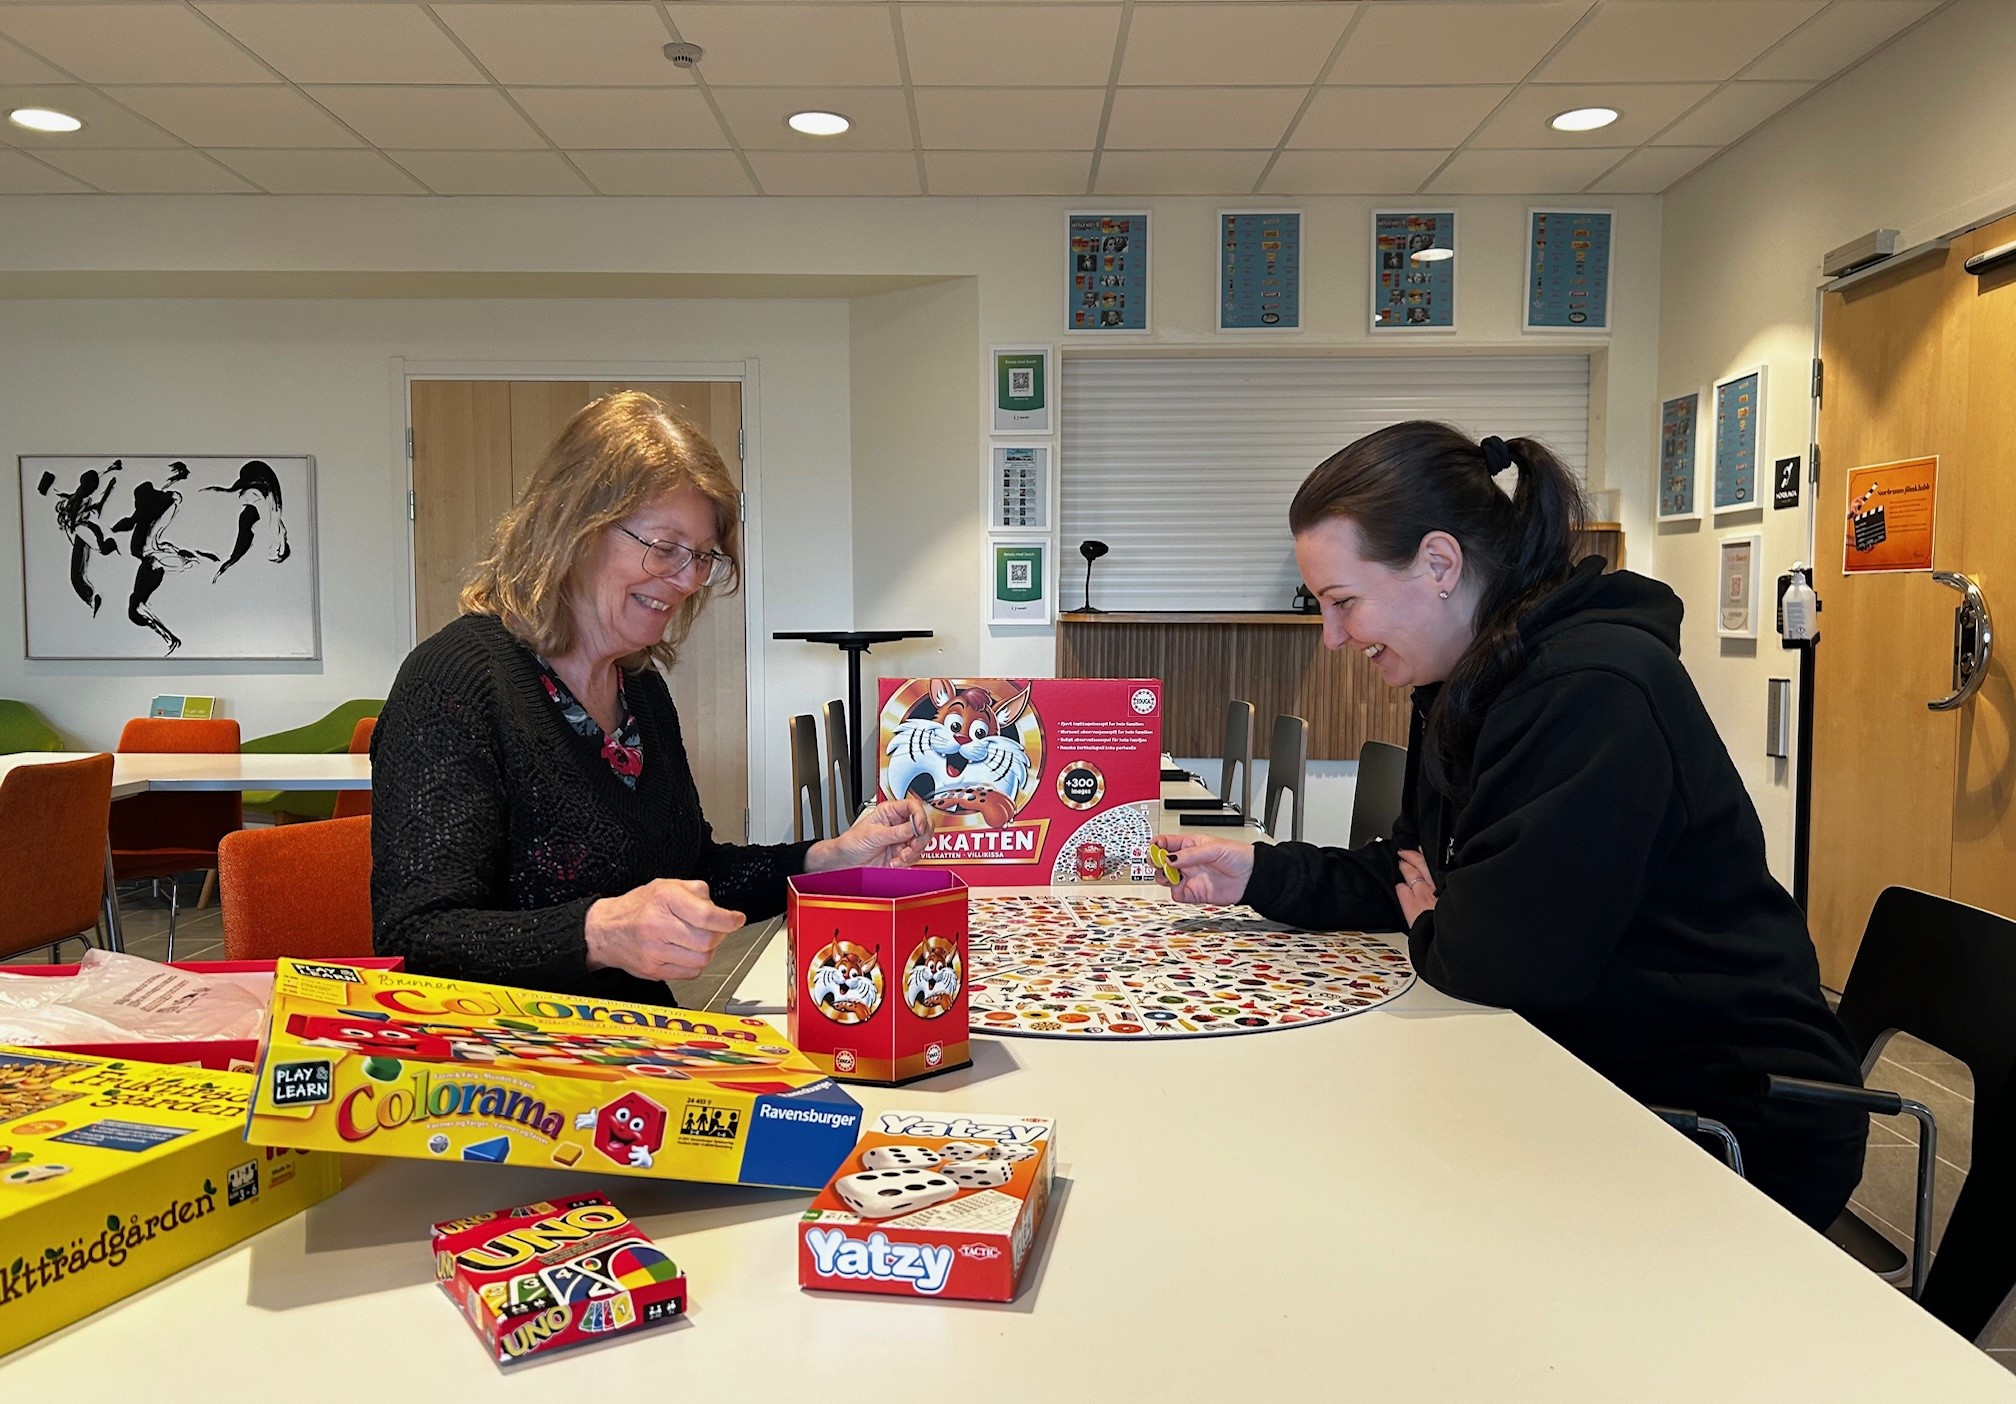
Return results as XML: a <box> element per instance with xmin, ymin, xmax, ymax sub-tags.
<box><xmin>1655</xmin><ymin>0</ymin><xmax>2016</xmax><ymax>879</ymax></box>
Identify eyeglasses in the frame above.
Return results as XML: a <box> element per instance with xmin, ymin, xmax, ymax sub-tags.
<box><xmin>617</xmin><ymin>525</ymin><xmax>733</xmax><ymax>588</ymax></box>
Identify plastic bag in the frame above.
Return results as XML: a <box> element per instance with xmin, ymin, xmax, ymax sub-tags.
<box><xmin>0</xmin><ymin>949</ymin><xmax>267</xmax><ymax>1044</ymax></box>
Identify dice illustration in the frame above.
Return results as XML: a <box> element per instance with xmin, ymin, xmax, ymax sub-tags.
<box><xmin>984</xmin><ymin>1143</ymin><xmax>1038</xmax><ymax>1163</ymax></box>
<box><xmin>861</xmin><ymin>1144</ymin><xmax>943</xmax><ymax>1172</ymax></box>
<box><xmin>835</xmin><ymin>1169</ymin><xmax>959</xmax><ymax>1219</ymax></box>
<box><xmin>937</xmin><ymin>1141</ymin><xmax>989</xmax><ymax>1162</ymax></box>
<box><xmin>941</xmin><ymin>1160</ymin><xmax>1013</xmax><ymax>1189</ymax></box>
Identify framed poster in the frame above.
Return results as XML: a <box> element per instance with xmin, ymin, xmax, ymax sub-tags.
<box><xmin>1525</xmin><ymin>208</ymin><xmax>1613</xmax><ymax>332</ymax></box>
<box><xmin>1717</xmin><ymin>533</ymin><xmax>1762</xmax><ymax>639</ymax></box>
<box><xmin>20</xmin><ymin>454</ymin><xmax>318</xmax><ymax>659</ymax></box>
<box><xmin>1843</xmin><ymin>456</ymin><xmax>1938</xmax><ymax>574</ymax></box>
<box><xmin>1370</xmin><ymin>210</ymin><xmax>1456</xmax><ymax>332</ymax></box>
<box><xmin>1219</xmin><ymin>209</ymin><xmax>1301</xmax><ymax>331</ymax></box>
<box><xmin>992</xmin><ymin>345</ymin><xmax>1052</xmax><ymax>435</ymax></box>
<box><xmin>989</xmin><ymin>538</ymin><xmax>1051</xmax><ymax>625</ymax></box>
<box><xmin>1712</xmin><ymin>366</ymin><xmax>1765</xmax><ymax>512</ymax></box>
<box><xmin>989</xmin><ymin>443</ymin><xmax>1050</xmax><ymax>532</ymax></box>
<box><xmin>1657</xmin><ymin>391</ymin><xmax>1702</xmax><ymax>522</ymax></box>
<box><xmin>1067</xmin><ymin>211</ymin><xmax>1149</xmax><ymax>333</ymax></box>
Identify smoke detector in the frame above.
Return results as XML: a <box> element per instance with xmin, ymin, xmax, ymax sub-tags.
<box><xmin>663</xmin><ymin>42</ymin><xmax>703</xmax><ymax>68</ymax></box>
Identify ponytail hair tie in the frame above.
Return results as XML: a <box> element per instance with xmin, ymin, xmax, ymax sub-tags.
<box><xmin>1480</xmin><ymin>435</ymin><xmax>1515</xmax><ymax>476</ymax></box>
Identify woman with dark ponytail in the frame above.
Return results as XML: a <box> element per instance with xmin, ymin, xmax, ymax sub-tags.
<box><xmin>1159</xmin><ymin>421</ymin><xmax>1864</xmax><ymax>1230</ymax></box>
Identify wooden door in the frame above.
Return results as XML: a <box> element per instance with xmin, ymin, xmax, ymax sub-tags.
<box><xmin>410</xmin><ymin>380</ymin><xmax>749</xmax><ymax>838</ymax></box>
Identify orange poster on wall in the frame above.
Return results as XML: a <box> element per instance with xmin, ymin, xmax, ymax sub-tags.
<box><xmin>1843</xmin><ymin>456</ymin><xmax>1938</xmax><ymax>574</ymax></box>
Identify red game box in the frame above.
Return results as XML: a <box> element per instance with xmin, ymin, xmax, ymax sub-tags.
<box><xmin>431</xmin><ymin>1192</ymin><xmax>687</xmax><ymax>1365</ymax></box>
<box><xmin>876</xmin><ymin>677</ymin><xmax>1162</xmax><ymax>886</ymax></box>
<box><xmin>787</xmin><ymin>868</ymin><xmax>969</xmax><ymax>1085</ymax></box>
<box><xmin>798</xmin><ymin>1110</ymin><xmax>1056</xmax><ymax>1303</ymax></box>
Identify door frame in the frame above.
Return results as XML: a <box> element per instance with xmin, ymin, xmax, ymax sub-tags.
<box><xmin>390</xmin><ymin>357</ymin><xmax>768</xmax><ymax>829</ymax></box>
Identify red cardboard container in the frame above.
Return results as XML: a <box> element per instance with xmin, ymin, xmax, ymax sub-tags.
<box><xmin>786</xmin><ymin>868</ymin><xmax>969</xmax><ymax>1085</ymax></box>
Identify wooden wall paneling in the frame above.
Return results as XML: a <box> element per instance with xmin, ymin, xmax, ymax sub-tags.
<box><xmin>410</xmin><ymin>379</ymin><xmax>514</xmax><ymax>644</ymax></box>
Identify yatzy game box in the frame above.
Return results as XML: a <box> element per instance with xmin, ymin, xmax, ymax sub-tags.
<box><xmin>0</xmin><ymin>1048</ymin><xmax>346</xmax><ymax>1357</ymax></box>
<box><xmin>245</xmin><ymin>960</ymin><xmax>861</xmax><ymax>1190</ymax></box>
<box><xmin>877</xmin><ymin>677</ymin><xmax>1162</xmax><ymax>886</ymax></box>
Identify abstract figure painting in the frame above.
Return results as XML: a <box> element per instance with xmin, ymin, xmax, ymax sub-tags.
<box><xmin>19</xmin><ymin>455</ymin><xmax>317</xmax><ymax>659</ymax></box>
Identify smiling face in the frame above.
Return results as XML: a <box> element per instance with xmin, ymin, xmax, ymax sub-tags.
<box><xmin>566</xmin><ymin>485</ymin><xmax>722</xmax><ymax>666</ymax></box>
<box><xmin>1294</xmin><ymin>515</ymin><xmax>1478</xmax><ymax>689</ymax></box>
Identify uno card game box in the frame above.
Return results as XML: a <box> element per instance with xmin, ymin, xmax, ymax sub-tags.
<box><xmin>877</xmin><ymin>677</ymin><xmax>1162</xmax><ymax>887</ymax></box>
<box><xmin>245</xmin><ymin>960</ymin><xmax>861</xmax><ymax>1191</ymax></box>
<box><xmin>0</xmin><ymin>1048</ymin><xmax>346</xmax><ymax>1357</ymax></box>
<box><xmin>798</xmin><ymin>1110</ymin><xmax>1055</xmax><ymax>1303</ymax></box>
<box><xmin>787</xmin><ymin>868</ymin><xmax>969</xmax><ymax>1085</ymax></box>
<box><xmin>431</xmin><ymin>1193</ymin><xmax>686</xmax><ymax>1365</ymax></box>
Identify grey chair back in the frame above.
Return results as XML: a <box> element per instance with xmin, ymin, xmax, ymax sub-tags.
<box><xmin>823</xmin><ymin>698</ymin><xmax>854</xmax><ymax>833</ymax></box>
<box><xmin>789</xmin><ymin>713</ymin><xmax>825</xmax><ymax>842</ymax></box>
<box><xmin>1349</xmin><ymin>740</ymin><xmax>1408</xmax><ymax>848</ymax></box>
<box><xmin>1219</xmin><ymin>699</ymin><xmax>1255</xmax><ymax>818</ymax></box>
<box><xmin>1262</xmin><ymin>713</ymin><xmax>1309</xmax><ymax>842</ymax></box>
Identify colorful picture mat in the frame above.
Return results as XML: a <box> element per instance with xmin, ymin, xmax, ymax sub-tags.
<box><xmin>966</xmin><ymin>895</ymin><xmax>1416</xmax><ymax>1040</ymax></box>
<box><xmin>1068</xmin><ymin>213</ymin><xmax>1148</xmax><ymax>332</ymax></box>
<box><xmin>1713</xmin><ymin>371</ymin><xmax>1762</xmax><ymax>510</ymax></box>
<box><xmin>1659</xmin><ymin>392</ymin><xmax>1700</xmax><ymax>519</ymax></box>
<box><xmin>1220</xmin><ymin>210</ymin><xmax>1300</xmax><ymax>330</ymax></box>
<box><xmin>1372</xmin><ymin>211</ymin><xmax>1455</xmax><ymax>330</ymax></box>
<box><xmin>1527</xmin><ymin>210</ymin><xmax>1612</xmax><ymax>330</ymax></box>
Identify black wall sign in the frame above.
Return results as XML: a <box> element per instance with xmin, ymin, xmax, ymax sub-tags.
<box><xmin>1773</xmin><ymin>456</ymin><xmax>1802</xmax><ymax>510</ymax></box>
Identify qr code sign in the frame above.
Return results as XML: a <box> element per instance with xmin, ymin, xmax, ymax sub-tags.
<box><xmin>1007</xmin><ymin>562</ymin><xmax>1032</xmax><ymax>589</ymax></box>
<box><xmin>1008</xmin><ymin>368</ymin><xmax>1034</xmax><ymax>397</ymax></box>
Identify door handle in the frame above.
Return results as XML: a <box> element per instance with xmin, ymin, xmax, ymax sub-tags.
<box><xmin>1928</xmin><ymin>571</ymin><xmax>1994</xmax><ymax>711</ymax></box>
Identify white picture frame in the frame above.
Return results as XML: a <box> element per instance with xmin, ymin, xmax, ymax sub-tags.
<box><xmin>1369</xmin><ymin>208</ymin><xmax>1458</xmax><ymax>334</ymax></box>
<box><xmin>1065</xmin><ymin>209</ymin><xmax>1152</xmax><ymax>335</ymax></box>
<box><xmin>1217</xmin><ymin>207</ymin><xmax>1303</xmax><ymax>333</ymax></box>
<box><xmin>988</xmin><ymin>536</ymin><xmax>1052</xmax><ymax>626</ymax></box>
<box><xmin>1717</xmin><ymin>532</ymin><xmax>1762</xmax><ymax>640</ymax></box>
<box><xmin>1522</xmin><ymin>207</ymin><xmax>1615</xmax><ymax>334</ymax></box>
<box><xmin>990</xmin><ymin>344</ymin><xmax>1053</xmax><ymax>436</ymax></box>
<box><xmin>1657</xmin><ymin>390</ymin><xmax>1703</xmax><ymax>523</ymax></box>
<box><xmin>987</xmin><ymin>442</ymin><xmax>1051</xmax><ymax>533</ymax></box>
<box><xmin>1711</xmin><ymin>364</ymin><xmax>1767</xmax><ymax>515</ymax></box>
<box><xmin>19</xmin><ymin>454</ymin><xmax>318</xmax><ymax>660</ymax></box>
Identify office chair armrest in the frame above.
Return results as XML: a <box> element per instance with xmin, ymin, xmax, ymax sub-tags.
<box><xmin>1763</xmin><ymin>1075</ymin><xmax>1906</xmax><ymax>1117</ymax></box>
<box><xmin>1648</xmin><ymin>1105</ymin><xmax>1745</xmax><ymax>1177</ymax></box>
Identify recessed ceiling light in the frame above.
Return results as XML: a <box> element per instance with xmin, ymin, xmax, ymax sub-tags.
<box><xmin>1410</xmin><ymin>247</ymin><xmax>1454</xmax><ymax>263</ymax></box>
<box><xmin>787</xmin><ymin>110</ymin><xmax>850</xmax><ymax>137</ymax></box>
<box><xmin>1550</xmin><ymin>106</ymin><xmax>1619</xmax><ymax>133</ymax></box>
<box><xmin>8</xmin><ymin>107</ymin><xmax>83</xmax><ymax>134</ymax></box>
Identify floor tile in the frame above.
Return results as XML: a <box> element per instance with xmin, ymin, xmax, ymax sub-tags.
<box><xmin>1885</xmin><ymin>1032</ymin><xmax>1975</xmax><ymax>1087</ymax></box>
<box><xmin>1850</xmin><ymin>1143</ymin><xmax>1964</xmax><ymax>1265</ymax></box>
<box><xmin>1871</xmin><ymin>1059</ymin><xmax>1976</xmax><ymax>1170</ymax></box>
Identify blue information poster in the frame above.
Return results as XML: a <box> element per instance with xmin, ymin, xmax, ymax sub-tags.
<box><xmin>1068</xmin><ymin>212</ymin><xmax>1148</xmax><ymax>332</ymax></box>
<box><xmin>1658</xmin><ymin>392</ymin><xmax>1699</xmax><ymax>520</ymax></box>
<box><xmin>1220</xmin><ymin>210</ymin><xmax>1300</xmax><ymax>330</ymax></box>
<box><xmin>1713</xmin><ymin>369</ymin><xmax>1763</xmax><ymax>510</ymax></box>
<box><xmin>1526</xmin><ymin>210</ymin><xmax>1612</xmax><ymax>330</ymax></box>
<box><xmin>1372</xmin><ymin>211</ymin><xmax>1455</xmax><ymax>330</ymax></box>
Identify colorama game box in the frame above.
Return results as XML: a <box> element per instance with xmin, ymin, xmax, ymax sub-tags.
<box><xmin>245</xmin><ymin>961</ymin><xmax>861</xmax><ymax>1191</ymax></box>
<box><xmin>799</xmin><ymin>1110</ymin><xmax>1055</xmax><ymax>1303</ymax></box>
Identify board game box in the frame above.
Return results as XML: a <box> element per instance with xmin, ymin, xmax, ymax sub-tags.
<box><xmin>244</xmin><ymin>960</ymin><xmax>862</xmax><ymax>1191</ymax></box>
<box><xmin>798</xmin><ymin>1110</ymin><xmax>1055</xmax><ymax>1303</ymax></box>
<box><xmin>0</xmin><ymin>1048</ymin><xmax>347</xmax><ymax>1357</ymax></box>
<box><xmin>877</xmin><ymin>677</ymin><xmax>1161</xmax><ymax>887</ymax></box>
<box><xmin>431</xmin><ymin>1192</ymin><xmax>686</xmax><ymax>1365</ymax></box>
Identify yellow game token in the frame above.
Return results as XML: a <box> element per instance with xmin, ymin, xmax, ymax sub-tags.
<box><xmin>1149</xmin><ymin>844</ymin><xmax>1181</xmax><ymax>884</ymax></box>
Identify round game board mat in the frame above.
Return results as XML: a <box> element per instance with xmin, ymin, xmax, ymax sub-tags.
<box><xmin>966</xmin><ymin>894</ymin><xmax>1415</xmax><ymax>1040</ymax></box>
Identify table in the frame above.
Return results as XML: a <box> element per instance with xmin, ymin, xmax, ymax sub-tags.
<box><xmin>770</xmin><ymin>629</ymin><xmax>933</xmax><ymax>812</ymax></box>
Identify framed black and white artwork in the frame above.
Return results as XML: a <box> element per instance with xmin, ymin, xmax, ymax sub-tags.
<box><xmin>19</xmin><ymin>455</ymin><xmax>318</xmax><ymax>660</ymax></box>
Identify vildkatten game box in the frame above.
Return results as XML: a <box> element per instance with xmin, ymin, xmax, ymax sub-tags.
<box><xmin>244</xmin><ymin>960</ymin><xmax>861</xmax><ymax>1190</ymax></box>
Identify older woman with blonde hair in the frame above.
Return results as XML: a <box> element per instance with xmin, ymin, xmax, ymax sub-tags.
<box><xmin>373</xmin><ymin>392</ymin><xmax>927</xmax><ymax>1004</ymax></box>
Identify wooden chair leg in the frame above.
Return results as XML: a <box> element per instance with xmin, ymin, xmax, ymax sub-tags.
<box><xmin>197</xmin><ymin>869</ymin><xmax>217</xmax><ymax>910</ymax></box>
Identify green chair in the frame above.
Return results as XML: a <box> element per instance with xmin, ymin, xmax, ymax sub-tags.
<box><xmin>242</xmin><ymin>699</ymin><xmax>382</xmax><ymax>823</ymax></box>
<box><xmin>0</xmin><ymin>699</ymin><xmax>64</xmax><ymax>754</ymax></box>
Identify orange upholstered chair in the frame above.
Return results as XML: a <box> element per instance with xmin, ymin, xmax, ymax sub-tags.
<box><xmin>109</xmin><ymin>717</ymin><xmax>242</xmax><ymax>957</ymax></box>
<box><xmin>218</xmin><ymin>814</ymin><xmax>373</xmax><ymax>962</ymax></box>
<box><xmin>0</xmin><ymin>753</ymin><xmax>114</xmax><ymax>961</ymax></box>
<box><xmin>332</xmin><ymin>716</ymin><xmax>376</xmax><ymax>821</ymax></box>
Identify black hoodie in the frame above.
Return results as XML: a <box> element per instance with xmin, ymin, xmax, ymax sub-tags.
<box><xmin>1243</xmin><ymin>559</ymin><xmax>1865</xmax><ymax>1225</ymax></box>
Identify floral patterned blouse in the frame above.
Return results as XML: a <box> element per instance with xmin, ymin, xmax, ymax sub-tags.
<box><xmin>534</xmin><ymin>659</ymin><xmax>644</xmax><ymax>788</ymax></box>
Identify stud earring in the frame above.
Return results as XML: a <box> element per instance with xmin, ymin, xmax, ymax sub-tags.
<box><xmin>1437</xmin><ymin>590</ymin><xmax>1449</xmax><ymax>599</ymax></box>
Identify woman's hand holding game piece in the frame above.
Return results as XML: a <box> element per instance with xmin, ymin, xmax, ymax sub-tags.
<box><xmin>585</xmin><ymin>878</ymin><xmax>745</xmax><ymax>982</ymax></box>
<box><xmin>1394</xmin><ymin>848</ymin><xmax>1438</xmax><ymax>925</ymax></box>
<box><xmin>1153</xmin><ymin>832</ymin><xmax>1255</xmax><ymax>906</ymax></box>
<box><xmin>806</xmin><ymin>794</ymin><xmax>932</xmax><ymax>872</ymax></box>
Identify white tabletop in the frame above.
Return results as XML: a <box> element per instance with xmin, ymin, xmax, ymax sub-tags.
<box><xmin>0</xmin><ymin>751</ymin><xmax>372</xmax><ymax>799</ymax></box>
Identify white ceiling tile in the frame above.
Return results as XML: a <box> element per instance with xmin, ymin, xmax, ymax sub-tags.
<box><xmin>925</xmin><ymin>149</ymin><xmax>1090</xmax><ymax>195</ymax></box>
<box><xmin>710</xmin><ymin>86</ymin><xmax>912</xmax><ymax>151</ymax></box>
<box><xmin>1540</xmin><ymin>2</ymin><xmax>1826</xmax><ymax>83</ymax></box>
<box><xmin>304</xmin><ymin>85</ymin><xmax>543</xmax><ymax>150</ymax></box>
<box><xmin>1290</xmin><ymin>86</ymin><xmax>1509</xmax><ymax>150</ymax></box>
<box><xmin>1329</xmin><ymin>2</ymin><xmax>1584</xmax><ymax>86</ymax></box>
<box><xmin>35</xmin><ymin>147</ymin><xmax>256</xmax><ymax>192</ymax></box>
<box><xmin>510</xmin><ymin>87</ymin><xmax>726</xmax><ymax>151</ymax></box>
<box><xmin>747</xmin><ymin>149</ymin><xmax>920</xmax><ymax>195</ymax></box>
<box><xmin>1747</xmin><ymin>1</ymin><xmax>1941</xmax><ymax>81</ymax></box>
<box><xmin>0</xmin><ymin>5</ymin><xmax>277</xmax><ymax>85</ymax></box>
<box><xmin>1654</xmin><ymin>80</ymin><xmax>1811</xmax><ymax>145</ymax></box>
<box><xmin>1424</xmin><ymin>147</ymin><xmax>1627</xmax><ymax>195</ymax></box>
<box><xmin>1262</xmin><ymin>148</ymin><xmax>1446</xmax><ymax>196</ymax></box>
<box><xmin>1586</xmin><ymin>144</ymin><xmax>1719</xmax><ymax>193</ymax></box>
<box><xmin>108</xmin><ymin>85</ymin><xmax>359</xmax><ymax>148</ymax></box>
<box><xmin>208</xmin><ymin>147</ymin><xmax>426</xmax><ymax>194</ymax></box>
<box><xmin>1105</xmin><ymin>87</ymin><xmax>1302</xmax><ymax>150</ymax></box>
<box><xmin>1094</xmin><ymin>149</ymin><xmax>1268</xmax><ymax>195</ymax></box>
<box><xmin>916</xmin><ymin>86</ymin><xmax>1104</xmax><ymax>150</ymax></box>
<box><xmin>666</xmin><ymin>6</ymin><xmax>902</xmax><ymax>87</ymax></box>
<box><xmin>566</xmin><ymin>149</ymin><xmax>755</xmax><ymax>196</ymax></box>
<box><xmin>393</xmin><ymin>149</ymin><xmax>592</xmax><ymax>195</ymax></box>
<box><xmin>196</xmin><ymin>4</ymin><xmax>485</xmax><ymax>86</ymax></box>
<box><xmin>1471</xmin><ymin>83</ymin><xmax>1713</xmax><ymax>148</ymax></box>
<box><xmin>0</xmin><ymin>84</ymin><xmax>180</xmax><ymax>147</ymax></box>
<box><xmin>0</xmin><ymin>146</ymin><xmax>87</xmax><ymax>191</ymax></box>
<box><xmin>1120</xmin><ymin>4</ymin><xmax>1356</xmax><ymax>86</ymax></box>
<box><xmin>902</xmin><ymin>5</ymin><xmax>1119</xmax><ymax>87</ymax></box>
<box><xmin>434</xmin><ymin>5</ymin><xmax>689</xmax><ymax>87</ymax></box>
<box><xmin>0</xmin><ymin>35</ymin><xmax>64</xmax><ymax>84</ymax></box>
